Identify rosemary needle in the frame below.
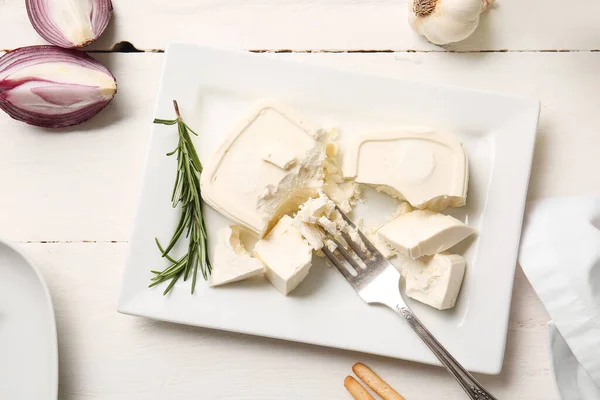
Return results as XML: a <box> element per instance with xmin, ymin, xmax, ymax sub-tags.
<box><xmin>150</xmin><ymin>100</ymin><xmax>211</xmax><ymax>295</ymax></box>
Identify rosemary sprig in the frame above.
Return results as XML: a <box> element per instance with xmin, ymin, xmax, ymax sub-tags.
<box><xmin>149</xmin><ymin>100</ymin><xmax>211</xmax><ymax>295</ymax></box>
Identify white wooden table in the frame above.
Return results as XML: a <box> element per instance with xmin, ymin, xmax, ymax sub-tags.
<box><xmin>4</xmin><ymin>0</ymin><xmax>599</xmax><ymax>398</ymax></box>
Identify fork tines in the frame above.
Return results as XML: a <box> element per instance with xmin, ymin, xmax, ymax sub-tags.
<box><xmin>320</xmin><ymin>205</ymin><xmax>386</xmax><ymax>283</ymax></box>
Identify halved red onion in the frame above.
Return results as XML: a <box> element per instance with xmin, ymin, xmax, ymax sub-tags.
<box><xmin>26</xmin><ymin>0</ymin><xmax>113</xmax><ymax>48</ymax></box>
<box><xmin>0</xmin><ymin>45</ymin><xmax>117</xmax><ymax>128</ymax></box>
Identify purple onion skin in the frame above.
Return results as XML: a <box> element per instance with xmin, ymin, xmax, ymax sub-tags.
<box><xmin>0</xmin><ymin>46</ymin><xmax>117</xmax><ymax>129</ymax></box>
<box><xmin>26</xmin><ymin>0</ymin><xmax>113</xmax><ymax>49</ymax></box>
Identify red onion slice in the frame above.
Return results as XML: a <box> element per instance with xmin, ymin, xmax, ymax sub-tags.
<box><xmin>26</xmin><ymin>0</ymin><xmax>113</xmax><ymax>48</ymax></box>
<box><xmin>0</xmin><ymin>45</ymin><xmax>117</xmax><ymax>128</ymax></box>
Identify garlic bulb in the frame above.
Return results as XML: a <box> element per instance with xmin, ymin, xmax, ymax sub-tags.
<box><xmin>408</xmin><ymin>0</ymin><xmax>493</xmax><ymax>45</ymax></box>
<box><xmin>0</xmin><ymin>46</ymin><xmax>117</xmax><ymax>128</ymax></box>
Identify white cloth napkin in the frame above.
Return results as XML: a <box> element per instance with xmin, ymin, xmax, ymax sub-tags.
<box><xmin>519</xmin><ymin>196</ymin><xmax>600</xmax><ymax>400</ymax></box>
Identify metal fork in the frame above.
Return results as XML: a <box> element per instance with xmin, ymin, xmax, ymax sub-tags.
<box><xmin>321</xmin><ymin>205</ymin><xmax>497</xmax><ymax>400</ymax></box>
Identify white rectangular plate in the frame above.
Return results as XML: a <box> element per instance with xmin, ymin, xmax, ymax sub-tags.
<box><xmin>118</xmin><ymin>43</ymin><xmax>539</xmax><ymax>374</ymax></box>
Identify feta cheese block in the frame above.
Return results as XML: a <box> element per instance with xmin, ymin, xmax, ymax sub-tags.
<box><xmin>200</xmin><ymin>101</ymin><xmax>326</xmax><ymax>237</ymax></box>
<box><xmin>254</xmin><ymin>215</ymin><xmax>313</xmax><ymax>295</ymax></box>
<box><xmin>398</xmin><ymin>253</ymin><xmax>466</xmax><ymax>310</ymax></box>
<box><xmin>378</xmin><ymin>210</ymin><xmax>475</xmax><ymax>259</ymax></box>
<box><xmin>342</xmin><ymin>129</ymin><xmax>468</xmax><ymax>212</ymax></box>
<box><xmin>209</xmin><ymin>225</ymin><xmax>265</xmax><ymax>287</ymax></box>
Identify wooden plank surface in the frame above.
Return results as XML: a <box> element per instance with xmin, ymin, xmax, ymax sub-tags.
<box><xmin>0</xmin><ymin>0</ymin><xmax>599</xmax><ymax>51</ymax></box>
<box><xmin>0</xmin><ymin>53</ymin><xmax>161</xmax><ymax>242</ymax></box>
<box><xmin>25</xmin><ymin>242</ymin><xmax>555</xmax><ymax>399</ymax></box>
<box><xmin>1</xmin><ymin>0</ymin><xmax>591</xmax><ymax>397</ymax></box>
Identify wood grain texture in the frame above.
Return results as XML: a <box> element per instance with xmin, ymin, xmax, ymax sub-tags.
<box><xmin>22</xmin><ymin>242</ymin><xmax>555</xmax><ymax>399</ymax></box>
<box><xmin>0</xmin><ymin>0</ymin><xmax>599</xmax><ymax>51</ymax></box>
<box><xmin>0</xmin><ymin>54</ymin><xmax>161</xmax><ymax>242</ymax></box>
<box><xmin>0</xmin><ymin>1</ymin><xmax>587</xmax><ymax>395</ymax></box>
<box><xmin>1</xmin><ymin>52</ymin><xmax>599</xmax><ymax>241</ymax></box>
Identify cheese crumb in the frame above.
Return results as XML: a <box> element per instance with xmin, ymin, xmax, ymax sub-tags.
<box><xmin>325</xmin><ymin>142</ymin><xmax>339</xmax><ymax>157</ymax></box>
<box><xmin>293</xmin><ymin>191</ymin><xmax>366</xmax><ymax>254</ymax></box>
<box><xmin>321</xmin><ymin>128</ymin><xmax>361</xmax><ymax>213</ymax></box>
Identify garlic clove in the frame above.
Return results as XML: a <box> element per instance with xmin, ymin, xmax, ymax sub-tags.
<box><xmin>0</xmin><ymin>45</ymin><xmax>117</xmax><ymax>128</ymax></box>
<box><xmin>26</xmin><ymin>0</ymin><xmax>113</xmax><ymax>48</ymax></box>
<box><xmin>408</xmin><ymin>0</ymin><xmax>491</xmax><ymax>45</ymax></box>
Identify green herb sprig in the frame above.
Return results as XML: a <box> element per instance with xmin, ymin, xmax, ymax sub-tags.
<box><xmin>149</xmin><ymin>100</ymin><xmax>211</xmax><ymax>295</ymax></box>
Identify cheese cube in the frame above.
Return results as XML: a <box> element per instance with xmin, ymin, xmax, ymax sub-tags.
<box><xmin>378</xmin><ymin>210</ymin><xmax>474</xmax><ymax>259</ymax></box>
<box><xmin>209</xmin><ymin>226</ymin><xmax>265</xmax><ymax>287</ymax></box>
<box><xmin>399</xmin><ymin>253</ymin><xmax>466</xmax><ymax>310</ymax></box>
<box><xmin>254</xmin><ymin>216</ymin><xmax>313</xmax><ymax>295</ymax></box>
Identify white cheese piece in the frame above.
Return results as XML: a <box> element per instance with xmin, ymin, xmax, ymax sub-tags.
<box><xmin>320</xmin><ymin>127</ymin><xmax>360</xmax><ymax>213</ymax></box>
<box><xmin>254</xmin><ymin>216</ymin><xmax>313</xmax><ymax>295</ymax></box>
<box><xmin>322</xmin><ymin>179</ymin><xmax>360</xmax><ymax>214</ymax></box>
<box><xmin>297</xmin><ymin>222</ymin><xmax>324</xmax><ymax>251</ymax></box>
<box><xmin>209</xmin><ymin>226</ymin><xmax>265</xmax><ymax>287</ymax></box>
<box><xmin>326</xmin><ymin>142</ymin><xmax>339</xmax><ymax>157</ymax></box>
<box><xmin>342</xmin><ymin>129</ymin><xmax>468</xmax><ymax>212</ymax></box>
<box><xmin>378</xmin><ymin>210</ymin><xmax>474</xmax><ymax>259</ymax></box>
<box><xmin>318</xmin><ymin>215</ymin><xmax>342</xmax><ymax>237</ymax></box>
<box><xmin>292</xmin><ymin>193</ymin><xmax>334</xmax><ymax>250</ymax></box>
<box><xmin>365</xmin><ymin>226</ymin><xmax>397</xmax><ymax>259</ymax></box>
<box><xmin>398</xmin><ymin>253</ymin><xmax>466</xmax><ymax>310</ymax></box>
<box><xmin>200</xmin><ymin>101</ymin><xmax>326</xmax><ymax>237</ymax></box>
<box><xmin>316</xmin><ymin>214</ymin><xmax>350</xmax><ymax>250</ymax></box>
<box><xmin>295</xmin><ymin>192</ymin><xmax>336</xmax><ymax>224</ymax></box>
<box><xmin>293</xmin><ymin>191</ymin><xmax>366</xmax><ymax>253</ymax></box>
<box><xmin>362</xmin><ymin>203</ymin><xmax>413</xmax><ymax>259</ymax></box>
<box><xmin>324</xmin><ymin>161</ymin><xmax>341</xmax><ymax>180</ymax></box>
<box><xmin>324</xmin><ymin>238</ymin><xmax>338</xmax><ymax>253</ymax></box>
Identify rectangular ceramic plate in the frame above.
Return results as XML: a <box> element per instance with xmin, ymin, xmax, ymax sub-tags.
<box><xmin>118</xmin><ymin>43</ymin><xmax>539</xmax><ymax>374</ymax></box>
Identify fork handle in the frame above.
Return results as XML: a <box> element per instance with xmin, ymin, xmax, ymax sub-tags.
<box><xmin>396</xmin><ymin>306</ymin><xmax>497</xmax><ymax>400</ymax></box>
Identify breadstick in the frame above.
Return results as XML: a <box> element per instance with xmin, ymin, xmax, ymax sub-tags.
<box><xmin>344</xmin><ymin>376</ymin><xmax>376</xmax><ymax>400</ymax></box>
<box><xmin>352</xmin><ymin>363</ymin><xmax>405</xmax><ymax>400</ymax></box>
